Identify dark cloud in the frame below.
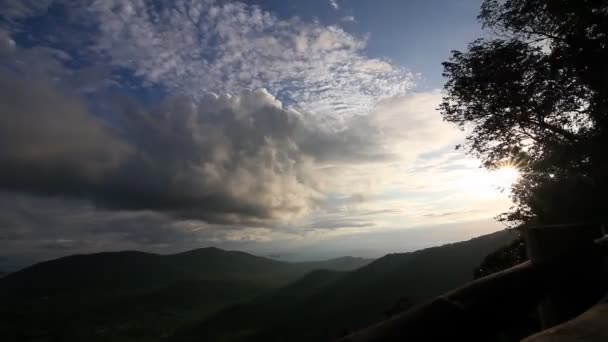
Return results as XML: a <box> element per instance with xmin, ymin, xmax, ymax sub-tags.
<box><xmin>0</xmin><ymin>191</ymin><xmax>304</xmax><ymax>269</ymax></box>
<box><xmin>36</xmin><ymin>239</ymin><xmax>89</xmax><ymax>251</ymax></box>
<box><xmin>0</xmin><ymin>69</ymin><xmax>133</xmax><ymax>191</ymax></box>
<box><xmin>0</xmin><ymin>37</ymin><xmax>390</xmax><ymax>225</ymax></box>
<box><xmin>308</xmin><ymin>218</ymin><xmax>375</xmax><ymax>230</ymax></box>
<box><xmin>87</xmin><ymin>89</ymin><xmax>325</xmax><ymax>224</ymax></box>
<box><xmin>0</xmin><ymin>192</ymin><xmax>203</xmax><ymax>259</ymax></box>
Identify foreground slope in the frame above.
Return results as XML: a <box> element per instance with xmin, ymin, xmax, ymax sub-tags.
<box><xmin>170</xmin><ymin>230</ymin><xmax>516</xmax><ymax>342</ymax></box>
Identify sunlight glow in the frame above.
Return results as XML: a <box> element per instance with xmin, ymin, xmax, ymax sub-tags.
<box><xmin>492</xmin><ymin>166</ymin><xmax>520</xmax><ymax>189</ymax></box>
<box><xmin>458</xmin><ymin>163</ymin><xmax>520</xmax><ymax>198</ymax></box>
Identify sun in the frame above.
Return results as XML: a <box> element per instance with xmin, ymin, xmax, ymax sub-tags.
<box><xmin>492</xmin><ymin>166</ymin><xmax>520</xmax><ymax>190</ymax></box>
<box><xmin>458</xmin><ymin>163</ymin><xmax>521</xmax><ymax>198</ymax></box>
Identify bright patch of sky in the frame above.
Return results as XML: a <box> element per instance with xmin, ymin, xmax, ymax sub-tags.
<box><xmin>0</xmin><ymin>0</ymin><xmax>511</xmax><ymax>267</ymax></box>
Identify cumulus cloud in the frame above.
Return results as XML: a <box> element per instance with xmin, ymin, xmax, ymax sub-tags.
<box><xmin>0</xmin><ymin>0</ymin><xmax>513</xmax><ymax>264</ymax></box>
<box><xmin>0</xmin><ymin>34</ymin><xmax>506</xmax><ymax>247</ymax></box>
<box><xmin>0</xmin><ymin>66</ymin><xmax>132</xmax><ymax>197</ymax></box>
<box><xmin>0</xmin><ymin>80</ymin><xmax>317</xmax><ymax>224</ymax></box>
<box><xmin>0</xmin><ymin>45</ymin><xmax>479</xmax><ymax>235</ymax></box>
<box><xmin>0</xmin><ymin>34</ymin><xmax>410</xmax><ymax>225</ymax></box>
<box><xmin>0</xmin><ymin>74</ymin><xmax>461</xmax><ymax>226</ymax></box>
<box><xmin>103</xmin><ymin>89</ymin><xmax>328</xmax><ymax>224</ymax></box>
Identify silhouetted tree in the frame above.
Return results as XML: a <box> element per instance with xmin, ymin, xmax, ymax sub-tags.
<box><xmin>474</xmin><ymin>237</ymin><xmax>527</xmax><ymax>279</ymax></box>
<box><xmin>441</xmin><ymin>0</ymin><xmax>608</xmax><ymax>226</ymax></box>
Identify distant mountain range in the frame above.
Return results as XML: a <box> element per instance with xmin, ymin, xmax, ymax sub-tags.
<box><xmin>0</xmin><ymin>230</ymin><xmax>514</xmax><ymax>342</ymax></box>
<box><xmin>0</xmin><ymin>248</ymin><xmax>370</xmax><ymax>342</ymax></box>
<box><xmin>169</xmin><ymin>230</ymin><xmax>515</xmax><ymax>342</ymax></box>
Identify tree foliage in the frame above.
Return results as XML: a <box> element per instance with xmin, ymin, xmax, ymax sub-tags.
<box><xmin>441</xmin><ymin>0</ymin><xmax>608</xmax><ymax>226</ymax></box>
<box><xmin>474</xmin><ymin>236</ymin><xmax>527</xmax><ymax>279</ymax></box>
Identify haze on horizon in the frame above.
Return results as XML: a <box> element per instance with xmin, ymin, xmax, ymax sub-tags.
<box><xmin>0</xmin><ymin>0</ymin><xmax>516</xmax><ymax>270</ymax></box>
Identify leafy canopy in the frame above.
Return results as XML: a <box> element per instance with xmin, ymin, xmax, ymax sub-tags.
<box><xmin>441</xmin><ymin>0</ymin><xmax>608</xmax><ymax>225</ymax></box>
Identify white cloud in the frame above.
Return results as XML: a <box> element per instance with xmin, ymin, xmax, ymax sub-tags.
<box><xmin>329</xmin><ymin>0</ymin><xmax>340</xmax><ymax>10</ymax></box>
<box><xmin>341</xmin><ymin>15</ymin><xmax>356</xmax><ymax>23</ymax></box>
<box><xmin>0</xmin><ymin>36</ymin><xmax>420</xmax><ymax>227</ymax></box>
<box><xmin>0</xmin><ymin>0</ymin><xmax>514</xmax><ymax>260</ymax></box>
<box><xmin>86</xmin><ymin>0</ymin><xmax>413</xmax><ymax>118</ymax></box>
<box><xmin>317</xmin><ymin>91</ymin><xmax>463</xmax><ymax>194</ymax></box>
<box><xmin>305</xmin><ymin>91</ymin><xmax>513</xmax><ymax>232</ymax></box>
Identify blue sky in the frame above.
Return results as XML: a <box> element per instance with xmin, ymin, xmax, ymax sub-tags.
<box><xmin>247</xmin><ymin>0</ymin><xmax>485</xmax><ymax>88</ymax></box>
<box><xmin>0</xmin><ymin>0</ymin><xmax>513</xmax><ymax>268</ymax></box>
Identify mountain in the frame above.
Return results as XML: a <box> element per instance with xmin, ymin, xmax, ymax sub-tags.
<box><xmin>0</xmin><ymin>230</ymin><xmax>514</xmax><ymax>342</ymax></box>
<box><xmin>0</xmin><ymin>248</ymin><xmax>370</xmax><ymax>342</ymax></box>
<box><xmin>168</xmin><ymin>230</ymin><xmax>516</xmax><ymax>342</ymax></box>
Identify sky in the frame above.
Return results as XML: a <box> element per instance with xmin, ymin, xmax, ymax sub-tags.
<box><xmin>0</xmin><ymin>0</ymin><xmax>513</xmax><ymax>269</ymax></box>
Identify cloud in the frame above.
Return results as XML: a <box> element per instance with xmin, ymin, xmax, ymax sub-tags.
<box><xmin>0</xmin><ymin>26</ymin><xmax>468</xmax><ymax>228</ymax></box>
<box><xmin>297</xmin><ymin>92</ymin><xmax>515</xmax><ymax>234</ymax></box>
<box><xmin>0</xmin><ymin>29</ymin><xmax>16</xmax><ymax>52</ymax></box>
<box><xmin>103</xmin><ymin>89</ymin><xmax>328</xmax><ymax>224</ymax></box>
<box><xmin>307</xmin><ymin>217</ymin><xmax>375</xmax><ymax>230</ymax></box>
<box><xmin>329</xmin><ymin>0</ymin><xmax>340</xmax><ymax>10</ymax></box>
<box><xmin>0</xmin><ymin>1</ymin><xmax>421</xmax><ymax>227</ymax></box>
<box><xmin>0</xmin><ymin>190</ymin><xmax>273</xmax><ymax>253</ymax></box>
<box><xmin>0</xmin><ymin>78</ymin><xmax>317</xmax><ymax>224</ymax></box>
<box><xmin>0</xmin><ymin>65</ymin><xmax>133</xmax><ymax>198</ymax></box>
<box><xmin>317</xmin><ymin>91</ymin><xmax>464</xmax><ymax>197</ymax></box>
<box><xmin>0</xmin><ymin>74</ymin><xmax>461</xmax><ymax>226</ymax></box>
<box><xmin>0</xmin><ymin>33</ymin><xmax>509</xmax><ymax>247</ymax></box>
<box><xmin>0</xmin><ymin>35</ymin><xmax>412</xmax><ymax>225</ymax></box>
<box><xmin>0</xmin><ymin>0</ymin><xmax>515</xmax><ymax>263</ymax></box>
<box><xmin>0</xmin><ymin>189</ymin><xmax>506</xmax><ymax>268</ymax></box>
<box><xmin>0</xmin><ymin>191</ymin><xmax>316</xmax><ymax>265</ymax></box>
<box><xmin>0</xmin><ymin>0</ymin><xmax>54</xmax><ymax>19</ymax></box>
<box><xmin>82</xmin><ymin>0</ymin><xmax>412</xmax><ymax>116</ymax></box>
<box><xmin>0</xmin><ymin>191</ymin><xmax>203</xmax><ymax>265</ymax></box>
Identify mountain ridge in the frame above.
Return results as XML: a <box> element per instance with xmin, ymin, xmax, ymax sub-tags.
<box><xmin>168</xmin><ymin>229</ymin><xmax>516</xmax><ymax>342</ymax></box>
<box><xmin>0</xmin><ymin>245</ymin><xmax>372</xmax><ymax>342</ymax></box>
<box><xmin>0</xmin><ymin>230</ymin><xmax>515</xmax><ymax>342</ymax></box>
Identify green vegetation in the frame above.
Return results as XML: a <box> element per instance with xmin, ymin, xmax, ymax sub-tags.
<box><xmin>474</xmin><ymin>235</ymin><xmax>527</xmax><ymax>279</ymax></box>
<box><xmin>0</xmin><ymin>248</ymin><xmax>369</xmax><ymax>342</ymax></box>
<box><xmin>0</xmin><ymin>231</ymin><xmax>514</xmax><ymax>342</ymax></box>
<box><xmin>169</xmin><ymin>230</ymin><xmax>515</xmax><ymax>342</ymax></box>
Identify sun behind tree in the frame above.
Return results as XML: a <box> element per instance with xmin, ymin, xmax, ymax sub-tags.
<box><xmin>492</xmin><ymin>165</ymin><xmax>520</xmax><ymax>190</ymax></box>
<box><xmin>441</xmin><ymin>0</ymin><xmax>608</xmax><ymax>226</ymax></box>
